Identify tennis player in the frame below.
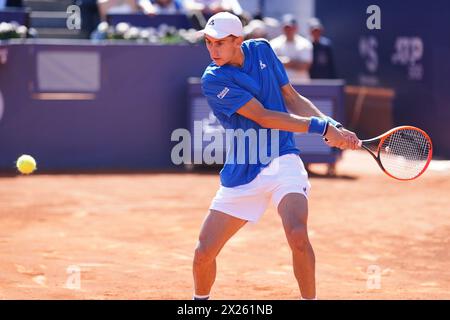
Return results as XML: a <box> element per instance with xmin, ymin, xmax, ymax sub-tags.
<box><xmin>193</xmin><ymin>12</ymin><xmax>360</xmax><ymax>300</ymax></box>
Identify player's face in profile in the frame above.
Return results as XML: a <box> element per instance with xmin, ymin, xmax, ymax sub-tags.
<box><xmin>204</xmin><ymin>35</ymin><xmax>241</xmax><ymax>66</ymax></box>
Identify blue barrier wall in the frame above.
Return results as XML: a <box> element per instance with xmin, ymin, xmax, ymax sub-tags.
<box><xmin>316</xmin><ymin>0</ymin><xmax>450</xmax><ymax>158</ymax></box>
<box><xmin>0</xmin><ymin>41</ymin><xmax>210</xmax><ymax>171</ymax></box>
<box><xmin>188</xmin><ymin>78</ymin><xmax>344</xmax><ymax>164</ymax></box>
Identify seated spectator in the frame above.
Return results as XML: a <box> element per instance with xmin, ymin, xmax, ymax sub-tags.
<box><xmin>138</xmin><ymin>0</ymin><xmax>185</xmax><ymax>15</ymax></box>
<box><xmin>97</xmin><ymin>0</ymin><xmax>139</xmax><ymax>21</ymax></box>
<box><xmin>1</xmin><ymin>0</ymin><xmax>23</xmax><ymax>8</ymax></box>
<box><xmin>184</xmin><ymin>0</ymin><xmax>245</xmax><ymax>29</ymax></box>
<box><xmin>244</xmin><ymin>19</ymin><xmax>267</xmax><ymax>40</ymax></box>
<box><xmin>262</xmin><ymin>16</ymin><xmax>281</xmax><ymax>40</ymax></box>
<box><xmin>270</xmin><ymin>14</ymin><xmax>313</xmax><ymax>83</ymax></box>
<box><xmin>184</xmin><ymin>0</ymin><xmax>243</xmax><ymax>16</ymax></box>
<box><xmin>308</xmin><ymin>17</ymin><xmax>337</xmax><ymax>79</ymax></box>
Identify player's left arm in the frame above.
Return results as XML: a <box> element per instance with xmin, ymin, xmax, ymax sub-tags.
<box><xmin>281</xmin><ymin>83</ymin><xmax>360</xmax><ymax>148</ymax></box>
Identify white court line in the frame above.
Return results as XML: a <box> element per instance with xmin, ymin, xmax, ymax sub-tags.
<box><xmin>428</xmin><ymin>160</ymin><xmax>450</xmax><ymax>172</ymax></box>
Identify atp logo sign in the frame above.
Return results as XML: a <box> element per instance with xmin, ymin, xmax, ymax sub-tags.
<box><xmin>391</xmin><ymin>37</ymin><xmax>424</xmax><ymax>81</ymax></box>
<box><xmin>359</xmin><ymin>36</ymin><xmax>378</xmax><ymax>73</ymax></box>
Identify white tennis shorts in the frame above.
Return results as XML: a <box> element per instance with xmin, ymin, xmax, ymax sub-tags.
<box><xmin>210</xmin><ymin>154</ymin><xmax>311</xmax><ymax>222</ymax></box>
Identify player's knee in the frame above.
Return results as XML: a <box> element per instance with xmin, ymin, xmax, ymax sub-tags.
<box><xmin>287</xmin><ymin>225</ymin><xmax>309</xmax><ymax>253</ymax></box>
<box><xmin>193</xmin><ymin>242</ymin><xmax>216</xmax><ymax>266</ymax></box>
<box><xmin>278</xmin><ymin>195</ymin><xmax>309</xmax><ymax>225</ymax></box>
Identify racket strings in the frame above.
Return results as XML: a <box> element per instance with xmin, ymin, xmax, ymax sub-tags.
<box><xmin>379</xmin><ymin>129</ymin><xmax>431</xmax><ymax>179</ymax></box>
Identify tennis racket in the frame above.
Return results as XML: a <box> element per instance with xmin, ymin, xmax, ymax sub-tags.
<box><xmin>358</xmin><ymin>126</ymin><xmax>433</xmax><ymax>180</ymax></box>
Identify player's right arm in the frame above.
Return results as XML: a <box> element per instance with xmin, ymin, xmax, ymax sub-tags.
<box><xmin>202</xmin><ymin>62</ymin><xmax>349</xmax><ymax>149</ymax></box>
<box><xmin>236</xmin><ymin>97</ymin><xmax>349</xmax><ymax>149</ymax></box>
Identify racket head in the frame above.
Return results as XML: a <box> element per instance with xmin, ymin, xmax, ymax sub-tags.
<box><xmin>367</xmin><ymin>126</ymin><xmax>433</xmax><ymax>181</ymax></box>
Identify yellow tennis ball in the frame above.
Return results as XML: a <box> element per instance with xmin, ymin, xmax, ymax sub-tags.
<box><xmin>16</xmin><ymin>154</ymin><xmax>37</xmax><ymax>174</ymax></box>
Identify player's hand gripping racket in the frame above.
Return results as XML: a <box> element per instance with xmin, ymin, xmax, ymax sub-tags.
<box><xmin>358</xmin><ymin>126</ymin><xmax>433</xmax><ymax>180</ymax></box>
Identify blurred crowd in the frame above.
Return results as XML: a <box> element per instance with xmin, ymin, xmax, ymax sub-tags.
<box><xmin>86</xmin><ymin>0</ymin><xmax>337</xmax><ymax>79</ymax></box>
<box><xmin>78</xmin><ymin>0</ymin><xmax>252</xmax><ymax>37</ymax></box>
<box><xmin>0</xmin><ymin>0</ymin><xmax>337</xmax><ymax>79</ymax></box>
<box><xmin>94</xmin><ymin>0</ymin><xmax>246</xmax><ymax>23</ymax></box>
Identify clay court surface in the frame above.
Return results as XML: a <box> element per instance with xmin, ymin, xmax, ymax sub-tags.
<box><xmin>0</xmin><ymin>151</ymin><xmax>449</xmax><ymax>300</ymax></box>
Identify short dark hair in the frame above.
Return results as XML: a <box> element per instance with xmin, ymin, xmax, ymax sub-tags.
<box><xmin>282</xmin><ymin>14</ymin><xmax>298</xmax><ymax>27</ymax></box>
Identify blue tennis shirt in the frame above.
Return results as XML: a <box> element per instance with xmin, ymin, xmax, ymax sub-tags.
<box><xmin>201</xmin><ymin>39</ymin><xmax>300</xmax><ymax>187</ymax></box>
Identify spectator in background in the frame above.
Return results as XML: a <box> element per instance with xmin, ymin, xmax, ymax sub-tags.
<box><xmin>185</xmin><ymin>0</ymin><xmax>247</xmax><ymax>29</ymax></box>
<box><xmin>308</xmin><ymin>18</ymin><xmax>337</xmax><ymax>79</ymax></box>
<box><xmin>0</xmin><ymin>0</ymin><xmax>23</xmax><ymax>8</ymax></box>
<box><xmin>184</xmin><ymin>0</ymin><xmax>243</xmax><ymax>16</ymax></box>
<box><xmin>97</xmin><ymin>0</ymin><xmax>139</xmax><ymax>21</ymax></box>
<box><xmin>261</xmin><ymin>16</ymin><xmax>281</xmax><ymax>40</ymax></box>
<box><xmin>139</xmin><ymin>0</ymin><xmax>185</xmax><ymax>15</ymax></box>
<box><xmin>243</xmin><ymin>19</ymin><xmax>267</xmax><ymax>40</ymax></box>
<box><xmin>270</xmin><ymin>14</ymin><xmax>313</xmax><ymax>83</ymax></box>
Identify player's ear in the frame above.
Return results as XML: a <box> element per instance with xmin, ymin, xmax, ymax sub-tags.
<box><xmin>233</xmin><ymin>36</ymin><xmax>244</xmax><ymax>47</ymax></box>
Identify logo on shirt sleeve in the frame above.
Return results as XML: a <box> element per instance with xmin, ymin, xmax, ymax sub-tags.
<box><xmin>217</xmin><ymin>87</ymin><xmax>230</xmax><ymax>99</ymax></box>
<box><xmin>259</xmin><ymin>60</ymin><xmax>267</xmax><ymax>70</ymax></box>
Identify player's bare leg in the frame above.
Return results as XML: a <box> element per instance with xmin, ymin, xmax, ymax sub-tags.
<box><xmin>193</xmin><ymin>210</ymin><xmax>247</xmax><ymax>297</ymax></box>
<box><xmin>277</xmin><ymin>193</ymin><xmax>316</xmax><ymax>299</ymax></box>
